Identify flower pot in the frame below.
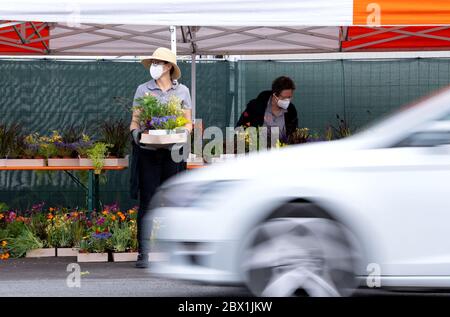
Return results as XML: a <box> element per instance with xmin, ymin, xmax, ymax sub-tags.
<box><xmin>26</xmin><ymin>248</ymin><xmax>56</xmax><ymax>258</ymax></box>
<box><xmin>57</xmin><ymin>248</ymin><xmax>79</xmax><ymax>257</ymax></box>
<box><xmin>141</xmin><ymin>130</ymin><xmax>187</xmax><ymax>145</ymax></box>
<box><xmin>147</xmin><ymin>130</ymin><xmax>170</xmax><ymax>136</ymax></box>
<box><xmin>79</xmin><ymin>158</ymin><xmax>93</xmax><ymax>167</ymax></box>
<box><xmin>112</xmin><ymin>252</ymin><xmax>138</xmax><ymax>262</ymax></box>
<box><xmin>0</xmin><ymin>159</ymin><xmax>6</xmax><ymax>167</ymax></box>
<box><xmin>5</xmin><ymin>159</ymin><xmax>45</xmax><ymax>167</ymax></box>
<box><xmin>48</xmin><ymin>158</ymin><xmax>80</xmax><ymax>167</ymax></box>
<box><xmin>77</xmin><ymin>252</ymin><xmax>108</xmax><ymax>263</ymax></box>
<box><xmin>104</xmin><ymin>155</ymin><xmax>129</xmax><ymax>167</ymax></box>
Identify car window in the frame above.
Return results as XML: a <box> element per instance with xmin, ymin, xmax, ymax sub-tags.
<box><xmin>437</xmin><ymin>113</ymin><xmax>450</xmax><ymax>121</ymax></box>
<box><xmin>395</xmin><ymin>131</ymin><xmax>450</xmax><ymax>147</ymax></box>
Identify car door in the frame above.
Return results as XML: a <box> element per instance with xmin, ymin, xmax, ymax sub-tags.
<box><xmin>360</xmin><ymin>118</ymin><xmax>450</xmax><ymax>278</ymax></box>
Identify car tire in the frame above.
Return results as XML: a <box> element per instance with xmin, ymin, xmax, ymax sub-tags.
<box><xmin>240</xmin><ymin>216</ymin><xmax>359</xmax><ymax>297</ymax></box>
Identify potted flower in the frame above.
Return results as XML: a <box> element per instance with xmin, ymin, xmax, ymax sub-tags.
<box><xmin>77</xmin><ymin>214</ymin><xmax>111</xmax><ymax>262</ymax></box>
<box><xmin>86</xmin><ymin>142</ymin><xmax>112</xmax><ymax>174</ymax></box>
<box><xmin>3</xmin><ymin>214</ymin><xmax>51</xmax><ymax>258</ymax></box>
<box><xmin>133</xmin><ymin>94</ymin><xmax>189</xmax><ymax>146</ymax></box>
<box><xmin>24</xmin><ymin>209</ymin><xmax>59</xmax><ymax>258</ymax></box>
<box><xmin>2</xmin><ymin>124</ymin><xmax>45</xmax><ymax>167</ymax></box>
<box><xmin>74</xmin><ymin>133</ymin><xmax>94</xmax><ymax>167</ymax></box>
<box><xmin>37</xmin><ymin>131</ymin><xmax>59</xmax><ymax>166</ymax></box>
<box><xmin>45</xmin><ymin>208</ymin><xmax>80</xmax><ymax>257</ymax></box>
<box><xmin>99</xmin><ymin>119</ymin><xmax>130</xmax><ymax>167</ymax></box>
<box><xmin>110</xmin><ymin>207</ymin><xmax>138</xmax><ymax>262</ymax></box>
<box><xmin>46</xmin><ymin>130</ymin><xmax>79</xmax><ymax>167</ymax></box>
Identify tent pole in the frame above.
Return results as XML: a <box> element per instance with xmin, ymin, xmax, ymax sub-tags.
<box><xmin>170</xmin><ymin>25</ymin><xmax>177</xmax><ymax>54</ymax></box>
<box><xmin>191</xmin><ymin>53</ymin><xmax>197</xmax><ymax>121</ymax></box>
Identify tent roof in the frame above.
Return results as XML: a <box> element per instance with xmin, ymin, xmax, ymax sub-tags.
<box><xmin>2</xmin><ymin>0</ymin><xmax>450</xmax><ymax>56</ymax></box>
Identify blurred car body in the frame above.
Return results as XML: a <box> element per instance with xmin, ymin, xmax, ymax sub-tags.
<box><xmin>148</xmin><ymin>87</ymin><xmax>450</xmax><ymax>296</ymax></box>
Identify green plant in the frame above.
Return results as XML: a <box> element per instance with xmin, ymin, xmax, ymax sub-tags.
<box><xmin>132</xmin><ymin>94</ymin><xmax>188</xmax><ymax>130</ymax></box>
<box><xmin>8</xmin><ymin>226</ymin><xmax>44</xmax><ymax>258</ymax></box>
<box><xmin>27</xmin><ymin>212</ymin><xmax>48</xmax><ymax>244</ymax></box>
<box><xmin>329</xmin><ymin>114</ymin><xmax>352</xmax><ymax>140</ymax></box>
<box><xmin>45</xmin><ymin>213</ymin><xmax>73</xmax><ymax>248</ymax></box>
<box><xmin>71</xmin><ymin>218</ymin><xmax>86</xmax><ymax>248</ymax></box>
<box><xmin>110</xmin><ymin>223</ymin><xmax>132</xmax><ymax>252</ymax></box>
<box><xmin>73</xmin><ymin>134</ymin><xmax>93</xmax><ymax>158</ymax></box>
<box><xmin>0</xmin><ymin>203</ymin><xmax>8</xmax><ymax>213</ymax></box>
<box><xmin>99</xmin><ymin>119</ymin><xmax>129</xmax><ymax>158</ymax></box>
<box><xmin>87</xmin><ymin>142</ymin><xmax>112</xmax><ymax>174</ymax></box>
<box><xmin>0</xmin><ymin>123</ymin><xmax>23</xmax><ymax>158</ymax></box>
<box><xmin>38</xmin><ymin>131</ymin><xmax>61</xmax><ymax>159</ymax></box>
<box><xmin>59</xmin><ymin>124</ymin><xmax>88</xmax><ymax>158</ymax></box>
<box><xmin>287</xmin><ymin>128</ymin><xmax>311</xmax><ymax>145</ymax></box>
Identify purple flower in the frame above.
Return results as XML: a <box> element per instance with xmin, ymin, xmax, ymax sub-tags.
<box><xmin>146</xmin><ymin>116</ymin><xmax>177</xmax><ymax>129</ymax></box>
<box><xmin>91</xmin><ymin>232</ymin><xmax>112</xmax><ymax>240</ymax></box>
<box><xmin>96</xmin><ymin>217</ymin><xmax>105</xmax><ymax>226</ymax></box>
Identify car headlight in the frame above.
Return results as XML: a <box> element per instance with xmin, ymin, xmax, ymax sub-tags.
<box><xmin>150</xmin><ymin>180</ymin><xmax>241</xmax><ymax>208</ymax></box>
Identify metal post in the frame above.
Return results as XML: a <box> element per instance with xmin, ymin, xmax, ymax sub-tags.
<box><xmin>191</xmin><ymin>54</ymin><xmax>197</xmax><ymax>120</ymax></box>
<box><xmin>94</xmin><ymin>173</ymin><xmax>100</xmax><ymax>212</ymax></box>
<box><xmin>87</xmin><ymin>170</ymin><xmax>94</xmax><ymax>212</ymax></box>
<box><xmin>170</xmin><ymin>25</ymin><xmax>177</xmax><ymax>54</ymax></box>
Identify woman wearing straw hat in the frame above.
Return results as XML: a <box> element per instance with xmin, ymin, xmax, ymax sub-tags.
<box><xmin>129</xmin><ymin>47</ymin><xmax>192</xmax><ymax>268</ymax></box>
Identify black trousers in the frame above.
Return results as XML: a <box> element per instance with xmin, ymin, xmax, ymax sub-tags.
<box><xmin>137</xmin><ymin>147</ymin><xmax>186</xmax><ymax>254</ymax></box>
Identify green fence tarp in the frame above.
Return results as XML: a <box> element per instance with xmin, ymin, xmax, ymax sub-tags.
<box><xmin>1</xmin><ymin>58</ymin><xmax>450</xmax><ymax>210</ymax></box>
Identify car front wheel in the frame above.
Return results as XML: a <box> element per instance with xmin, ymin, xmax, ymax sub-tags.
<box><xmin>240</xmin><ymin>217</ymin><xmax>359</xmax><ymax>297</ymax></box>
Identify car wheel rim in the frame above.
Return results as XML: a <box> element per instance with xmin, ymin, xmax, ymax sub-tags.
<box><xmin>240</xmin><ymin>218</ymin><xmax>357</xmax><ymax>297</ymax></box>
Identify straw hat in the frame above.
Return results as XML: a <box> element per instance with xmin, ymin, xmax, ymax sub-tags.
<box><xmin>141</xmin><ymin>47</ymin><xmax>181</xmax><ymax>80</ymax></box>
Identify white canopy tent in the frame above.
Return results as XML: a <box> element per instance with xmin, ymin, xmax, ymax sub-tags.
<box><xmin>2</xmin><ymin>0</ymin><xmax>450</xmax><ymax>117</ymax></box>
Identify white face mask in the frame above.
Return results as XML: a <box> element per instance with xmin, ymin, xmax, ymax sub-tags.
<box><xmin>150</xmin><ymin>64</ymin><xmax>164</xmax><ymax>80</ymax></box>
<box><xmin>276</xmin><ymin>96</ymin><xmax>290</xmax><ymax>110</ymax></box>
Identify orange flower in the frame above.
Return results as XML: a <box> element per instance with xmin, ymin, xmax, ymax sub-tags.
<box><xmin>102</xmin><ymin>210</ymin><xmax>109</xmax><ymax>215</ymax></box>
<box><xmin>49</xmin><ymin>207</ymin><xmax>55</xmax><ymax>212</ymax></box>
<box><xmin>0</xmin><ymin>253</ymin><xmax>10</xmax><ymax>260</ymax></box>
<box><xmin>128</xmin><ymin>209</ymin><xmax>136</xmax><ymax>215</ymax></box>
<box><xmin>0</xmin><ymin>213</ymin><xmax>4</xmax><ymax>220</ymax></box>
<box><xmin>117</xmin><ymin>212</ymin><xmax>126</xmax><ymax>222</ymax></box>
<box><xmin>1</xmin><ymin>241</ymin><xmax>7</xmax><ymax>247</ymax></box>
<box><xmin>111</xmin><ymin>215</ymin><xmax>116</xmax><ymax>221</ymax></box>
<box><xmin>47</xmin><ymin>213</ymin><xmax>54</xmax><ymax>220</ymax></box>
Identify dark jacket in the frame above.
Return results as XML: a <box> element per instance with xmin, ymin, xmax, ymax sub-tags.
<box><xmin>235</xmin><ymin>90</ymin><xmax>298</xmax><ymax>138</ymax></box>
<box><xmin>130</xmin><ymin>140</ymin><xmax>140</xmax><ymax>200</ymax></box>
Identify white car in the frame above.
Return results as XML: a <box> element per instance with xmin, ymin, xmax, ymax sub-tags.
<box><xmin>148</xmin><ymin>87</ymin><xmax>450</xmax><ymax>296</ymax></box>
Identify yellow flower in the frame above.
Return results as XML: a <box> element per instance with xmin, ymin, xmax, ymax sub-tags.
<box><xmin>1</xmin><ymin>241</ymin><xmax>7</xmax><ymax>247</ymax></box>
<box><xmin>102</xmin><ymin>210</ymin><xmax>109</xmax><ymax>215</ymax></box>
<box><xmin>127</xmin><ymin>209</ymin><xmax>136</xmax><ymax>215</ymax></box>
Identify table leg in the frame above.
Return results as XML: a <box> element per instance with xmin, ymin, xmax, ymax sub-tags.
<box><xmin>88</xmin><ymin>170</ymin><xmax>94</xmax><ymax>212</ymax></box>
<box><xmin>87</xmin><ymin>170</ymin><xmax>101</xmax><ymax>212</ymax></box>
<box><xmin>94</xmin><ymin>172</ymin><xmax>100</xmax><ymax>212</ymax></box>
